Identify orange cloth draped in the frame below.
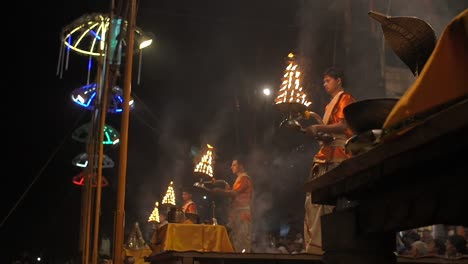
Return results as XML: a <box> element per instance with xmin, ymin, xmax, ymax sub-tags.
<box><xmin>182</xmin><ymin>201</ymin><xmax>197</xmax><ymax>214</ymax></box>
<box><xmin>314</xmin><ymin>92</ymin><xmax>356</xmax><ymax>162</ymax></box>
<box><xmin>154</xmin><ymin>223</ymin><xmax>234</xmax><ymax>253</ymax></box>
<box><xmin>227</xmin><ymin>174</ymin><xmax>253</xmax><ymax>252</ymax></box>
<box><xmin>230</xmin><ymin>174</ymin><xmax>253</xmax><ymax>213</ymax></box>
<box><xmin>383</xmin><ymin>9</ymin><xmax>468</xmax><ymax>131</ymax></box>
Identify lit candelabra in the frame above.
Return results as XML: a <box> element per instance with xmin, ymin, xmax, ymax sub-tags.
<box><xmin>148</xmin><ymin>201</ymin><xmax>160</xmax><ymax>223</ymax></box>
<box><xmin>273</xmin><ymin>53</ymin><xmax>314</xmax><ymax>131</ymax></box>
<box><xmin>193</xmin><ymin>144</ymin><xmax>215</xmax><ymax>179</ymax></box>
<box><xmin>162</xmin><ymin>181</ymin><xmax>176</xmax><ymax>206</ymax></box>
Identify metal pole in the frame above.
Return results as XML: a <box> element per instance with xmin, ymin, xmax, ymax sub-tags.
<box><xmin>79</xmin><ymin>176</ymin><xmax>87</xmax><ymax>257</ymax></box>
<box><xmin>113</xmin><ymin>0</ymin><xmax>136</xmax><ymax>263</ymax></box>
<box><xmin>82</xmin><ymin>61</ymin><xmax>102</xmax><ymax>264</ymax></box>
<box><xmin>91</xmin><ymin>2</ymin><xmax>114</xmax><ymax>261</ymax></box>
<box><xmin>84</xmin><ymin>174</ymin><xmax>94</xmax><ymax>264</ymax></box>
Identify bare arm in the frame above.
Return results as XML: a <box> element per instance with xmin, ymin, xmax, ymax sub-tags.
<box><xmin>212</xmin><ymin>188</ymin><xmax>237</xmax><ymax>198</ymax></box>
<box><xmin>212</xmin><ymin>176</ymin><xmax>248</xmax><ymax>198</ymax></box>
<box><xmin>304</xmin><ymin>119</ymin><xmax>347</xmax><ymax>136</ymax></box>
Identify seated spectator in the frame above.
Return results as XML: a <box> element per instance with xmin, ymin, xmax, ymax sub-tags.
<box><xmin>409</xmin><ymin>240</ymin><xmax>428</xmax><ymax>257</ymax></box>
<box><xmin>400</xmin><ymin>229</ymin><xmax>421</xmax><ymax>255</ymax></box>
<box><xmin>446</xmin><ymin>234</ymin><xmax>467</xmax><ymax>258</ymax></box>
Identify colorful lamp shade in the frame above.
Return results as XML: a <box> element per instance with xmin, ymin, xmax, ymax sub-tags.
<box><xmin>71</xmin><ymin>83</ymin><xmax>135</xmax><ymax>113</ymax></box>
<box><xmin>61</xmin><ymin>13</ymin><xmax>153</xmax><ymax>57</ymax></box>
<box><xmin>72</xmin><ymin>152</ymin><xmax>115</xmax><ymax>168</ymax></box>
<box><xmin>72</xmin><ymin>171</ymin><xmax>109</xmax><ymax>187</ymax></box>
<box><xmin>72</xmin><ymin>122</ymin><xmax>120</xmax><ymax>145</ymax></box>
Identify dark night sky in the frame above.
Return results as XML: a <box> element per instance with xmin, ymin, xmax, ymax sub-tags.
<box><xmin>3</xmin><ymin>0</ymin><xmax>467</xmax><ymax>262</ymax></box>
<box><xmin>3</xmin><ymin>1</ymin><xmax>308</xmax><ymax>261</ymax></box>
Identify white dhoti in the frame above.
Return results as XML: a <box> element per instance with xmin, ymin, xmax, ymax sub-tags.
<box><xmin>303</xmin><ymin>161</ymin><xmax>338</xmax><ymax>254</ymax></box>
<box><xmin>304</xmin><ymin>191</ymin><xmax>334</xmax><ymax>254</ymax></box>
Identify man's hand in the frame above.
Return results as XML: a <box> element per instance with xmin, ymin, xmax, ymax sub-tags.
<box><xmin>304</xmin><ymin>125</ymin><xmax>320</xmax><ymax>136</ymax></box>
<box><xmin>211</xmin><ymin>187</ymin><xmax>224</xmax><ymax>194</ymax></box>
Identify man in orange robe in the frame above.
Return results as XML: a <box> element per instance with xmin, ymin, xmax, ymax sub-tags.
<box><xmin>303</xmin><ymin>67</ymin><xmax>356</xmax><ymax>254</ymax></box>
<box><xmin>213</xmin><ymin>157</ymin><xmax>254</xmax><ymax>253</ymax></box>
<box><xmin>181</xmin><ymin>189</ymin><xmax>198</xmax><ymax>214</ymax></box>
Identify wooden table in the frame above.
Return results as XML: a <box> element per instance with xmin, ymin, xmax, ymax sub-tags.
<box><xmin>151</xmin><ymin>223</ymin><xmax>234</xmax><ymax>254</ymax></box>
<box><xmin>303</xmin><ymin>99</ymin><xmax>468</xmax><ymax>264</ymax></box>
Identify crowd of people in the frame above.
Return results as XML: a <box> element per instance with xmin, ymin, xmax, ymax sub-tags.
<box><xmin>397</xmin><ymin>226</ymin><xmax>468</xmax><ymax>258</ymax></box>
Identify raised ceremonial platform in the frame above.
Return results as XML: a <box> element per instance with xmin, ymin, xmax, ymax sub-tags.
<box><xmin>147</xmin><ymin>251</ymin><xmax>468</xmax><ymax>264</ymax></box>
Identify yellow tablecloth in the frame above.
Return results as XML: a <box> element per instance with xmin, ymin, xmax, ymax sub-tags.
<box><xmin>383</xmin><ymin>9</ymin><xmax>468</xmax><ymax>130</ymax></box>
<box><xmin>157</xmin><ymin>223</ymin><xmax>234</xmax><ymax>253</ymax></box>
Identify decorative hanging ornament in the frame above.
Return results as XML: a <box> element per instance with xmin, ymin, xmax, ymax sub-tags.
<box><xmin>71</xmin><ymin>83</ymin><xmax>135</xmax><ymax>113</ymax></box>
<box><xmin>72</xmin><ymin>122</ymin><xmax>120</xmax><ymax>146</ymax></box>
<box><xmin>72</xmin><ymin>152</ymin><xmax>115</xmax><ymax>169</ymax></box>
<box><xmin>57</xmin><ymin>13</ymin><xmax>154</xmax><ymax>80</ymax></box>
<box><xmin>72</xmin><ymin>171</ymin><xmax>109</xmax><ymax>187</ymax></box>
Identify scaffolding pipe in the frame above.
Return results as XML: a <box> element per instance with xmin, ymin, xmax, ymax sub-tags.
<box><xmin>113</xmin><ymin>0</ymin><xmax>136</xmax><ymax>263</ymax></box>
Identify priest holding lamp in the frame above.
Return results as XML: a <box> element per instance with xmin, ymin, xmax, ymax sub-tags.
<box><xmin>211</xmin><ymin>157</ymin><xmax>254</xmax><ymax>253</ymax></box>
<box><xmin>302</xmin><ymin>67</ymin><xmax>356</xmax><ymax>254</ymax></box>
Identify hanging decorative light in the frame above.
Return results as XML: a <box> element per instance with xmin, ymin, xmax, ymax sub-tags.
<box><xmin>162</xmin><ymin>181</ymin><xmax>176</xmax><ymax>206</ymax></box>
<box><xmin>193</xmin><ymin>144</ymin><xmax>215</xmax><ymax>179</ymax></box>
<box><xmin>60</xmin><ymin>13</ymin><xmax>153</xmax><ymax>57</ymax></box>
<box><xmin>57</xmin><ymin>13</ymin><xmax>154</xmax><ymax>83</ymax></box>
<box><xmin>72</xmin><ymin>171</ymin><xmax>109</xmax><ymax>187</ymax></box>
<box><xmin>273</xmin><ymin>53</ymin><xmax>313</xmax><ymax>131</ymax></box>
<box><xmin>71</xmin><ymin>152</ymin><xmax>115</xmax><ymax>168</ymax></box>
<box><xmin>71</xmin><ymin>83</ymin><xmax>135</xmax><ymax>113</ymax></box>
<box><xmin>72</xmin><ymin>122</ymin><xmax>120</xmax><ymax>145</ymax></box>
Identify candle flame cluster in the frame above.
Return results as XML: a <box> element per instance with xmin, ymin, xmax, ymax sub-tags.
<box><xmin>148</xmin><ymin>201</ymin><xmax>160</xmax><ymax>223</ymax></box>
<box><xmin>162</xmin><ymin>181</ymin><xmax>176</xmax><ymax>205</ymax></box>
<box><xmin>194</xmin><ymin>144</ymin><xmax>214</xmax><ymax>177</ymax></box>
<box><xmin>274</xmin><ymin>53</ymin><xmax>312</xmax><ymax>108</ymax></box>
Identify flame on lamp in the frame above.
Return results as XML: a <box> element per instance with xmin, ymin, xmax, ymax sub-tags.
<box><xmin>274</xmin><ymin>53</ymin><xmax>312</xmax><ymax>108</ymax></box>
<box><xmin>194</xmin><ymin>144</ymin><xmax>214</xmax><ymax>177</ymax></box>
<box><xmin>162</xmin><ymin>181</ymin><xmax>176</xmax><ymax>205</ymax></box>
<box><xmin>148</xmin><ymin>201</ymin><xmax>160</xmax><ymax>223</ymax></box>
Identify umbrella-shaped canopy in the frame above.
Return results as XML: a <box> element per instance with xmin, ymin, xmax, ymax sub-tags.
<box><xmin>61</xmin><ymin>13</ymin><xmax>153</xmax><ymax>57</ymax></box>
<box><xmin>368</xmin><ymin>11</ymin><xmax>437</xmax><ymax>76</ymax></box>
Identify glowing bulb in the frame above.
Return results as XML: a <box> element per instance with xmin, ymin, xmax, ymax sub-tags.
<box><xmin>262</xmin><ymin>88</ymin><xmax>271</xmax><ymax>96</ymax></box>
<box><xmin>139</xmin><ymin>39</ymin><xmax>152</xmax><ymax>49</ymax></box>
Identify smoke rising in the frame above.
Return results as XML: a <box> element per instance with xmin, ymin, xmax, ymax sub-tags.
<box><xmin>126</xmin><ymin>0</ymin><xmax>467</xmax><ymax>253</ymax></box>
